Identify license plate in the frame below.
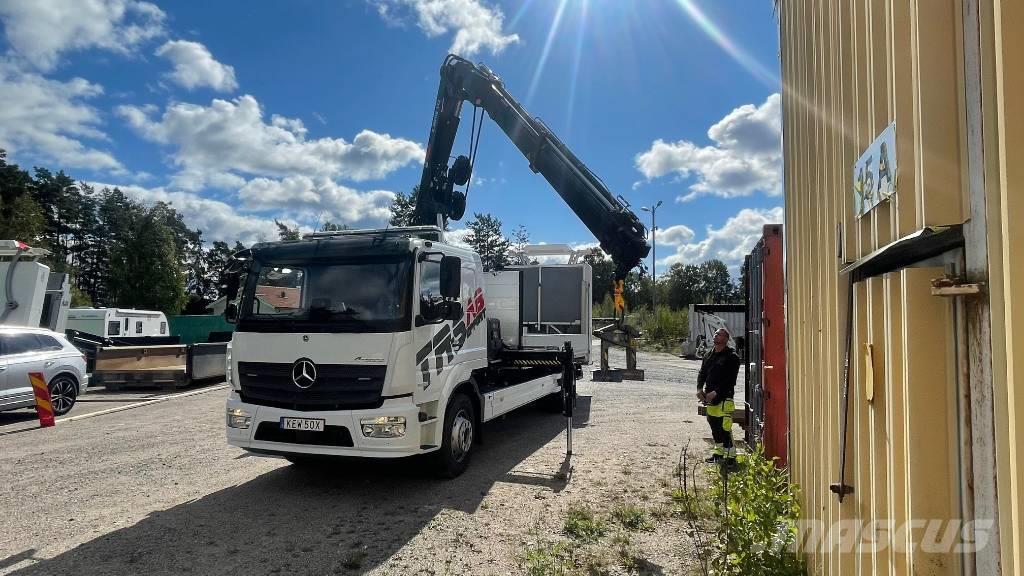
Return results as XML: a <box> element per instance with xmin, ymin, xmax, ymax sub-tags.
<box><xmin>280</xmin><ymin>417</ymin><xmax>325</xmax><ymax>432</ymax></box>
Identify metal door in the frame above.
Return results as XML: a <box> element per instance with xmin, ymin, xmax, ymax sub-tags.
<box><xmin>746</xmin><ymin>243</ymin><xmax>766</xmax><ymax>446</ymax></box>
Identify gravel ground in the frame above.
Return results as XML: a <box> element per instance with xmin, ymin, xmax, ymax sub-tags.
<box><xmin>0</xmin><ymin>348</ymin><xmax>724</xmax><ymax>575</ymax></box>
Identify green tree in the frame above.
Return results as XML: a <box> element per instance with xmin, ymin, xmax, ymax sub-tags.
<box><xmin>508</xmin><ymin>224</ymin><xmax>530</xmax><ymax>265</ymax></box>
<box><xmin>697</xmin><ymin>259</ymin><xmax>734</xmax><ymax>303</ymax></box>
<box><xmin>583</xmin><ymin>248</ymin><xmax>616</xmax><ymax>305</ymax></box>
<box><xmin>274</xmin><ymin>219</ymin><xmax>300</xmax><ymax>240</ymax></box>
<box><xmin>0</xmin><ymin>150</ymin><xmax>45</xmax><ymax>244</ymax></box>
<box><xmin>204</xmin><ymin>240</ymin><xmax>247</xmax><ymax>300</ymax></box>
<box><xmin>0</xmin><ymin>194</ymin><xmax>46</xmax><ymax>245</ymax></box>
<box><xmin>465</xmin><ymin>212</ymin><xmax>511</xmax><ymax>271</ymax></box>
<box><xmin>388</xmin><ymin>186</ymin><xmax>419</xmax><ymax>226</ymax></box>
<box><xmin>106</xmin><ymin>203</ymin><xmax>187</xmax><ymax>312</ymax></box>
<box><xmin>663</xmin><ymin>263</ymin><xmax>701</xmax><ymax>309</ymax></box>
<box><xmin>32</xmin><ymin>168</ymin><xmax>89</xmax><ymax>273</ymax></box>
<box><xmin>320</xmin><ymin>220</ymin><xmax>348</xmax><ymax>232</ymax></box>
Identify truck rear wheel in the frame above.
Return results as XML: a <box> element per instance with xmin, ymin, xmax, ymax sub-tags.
<box><xmin>435</xmin><ymin>393</ymin><xmax>476</xmax><ymax>478</ymax></box>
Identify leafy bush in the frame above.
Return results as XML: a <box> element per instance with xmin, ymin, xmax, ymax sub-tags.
<box><xmin>704</xmin><ymin>446</ymin><xmax>805</xmax><ymax>576</ymax></box>
<box><xmin>622</xmin><ymin>306</ymin><xmax>689</xmax><ymax>350</ymax></box>
<box><xmin>562</xmin><ymin>504</ymin><xmax>607</xmax><ymax>543</ymax></box>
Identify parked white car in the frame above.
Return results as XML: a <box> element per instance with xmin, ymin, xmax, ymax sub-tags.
<box><xmin>0</xmin><ymin>326</ymin><xmax>88</xmax><ymax>416</ymax></box>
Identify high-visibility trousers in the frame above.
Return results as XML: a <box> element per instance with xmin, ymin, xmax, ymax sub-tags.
<box><xmin>706</xmin><ymin>398</ymin><xmax>736</xmax><ymax>458</ymax></box>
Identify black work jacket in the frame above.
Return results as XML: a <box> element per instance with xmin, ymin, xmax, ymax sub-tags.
<box><xmin>697</xmin><ymin>346</ymin><xmax>740</xmax><ymax>400</ymax></box>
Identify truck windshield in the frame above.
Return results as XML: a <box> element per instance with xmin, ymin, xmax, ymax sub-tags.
<box><xmin>238</xmin><ymin>257</ymin><xmax>413</xmax><ymax>333</ymax></box>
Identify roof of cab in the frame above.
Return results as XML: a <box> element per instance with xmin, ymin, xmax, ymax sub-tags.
<box><xmin>250</xmin><ymin>228</ymin><xmax>477</xmax><ymax>263</ymax></box>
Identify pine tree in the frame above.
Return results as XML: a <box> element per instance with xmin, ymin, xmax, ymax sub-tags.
<box><xmin>465</xmin><ymin>213</ymin><xmax>511</xmax><ymax>271</ymax></box>
<box><xmin>274</xmin><ymin>219</ymin><xmax>300</xmax><ymax>240</ymax></box>
<box><xmin>388</xmin><ymin>186</ymin><xmax>418</xmax><ymax>226</ymax></box>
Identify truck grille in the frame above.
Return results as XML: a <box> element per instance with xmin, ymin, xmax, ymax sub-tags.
<box><xmin>238</xmin><ymin>362</ymin><xmax>386</xmax><ymax>411</ymax></box>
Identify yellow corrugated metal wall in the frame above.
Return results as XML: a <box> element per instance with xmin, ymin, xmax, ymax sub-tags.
<box><xmin>780</xmin><ymin>0</ymin><xmax>1022</xmax><ymax>574</ymax></box>
<box><xmin>991</xmin><ymin>1</ymin><xmax>1023</xmax><ymax>572</ymax></box>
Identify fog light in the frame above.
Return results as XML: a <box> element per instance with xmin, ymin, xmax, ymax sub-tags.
<box><xmin>227</xmin><ymin>408</ymin><xmax>252</xmax><ymax>429</ymax></box>
<box><xmin>359</xmin><ymin>416</ymin><xmax>406</xmax><ymax>438</ymax></box>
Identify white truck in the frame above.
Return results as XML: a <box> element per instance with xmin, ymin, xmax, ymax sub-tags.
<box><xmin>222</xmin><ymin>55</ymin><xmax>650</xmax><ymax>476</ymax></box>
<box><xmin>224</xmin><ymin>227</ymin><xmax>594</xmax><ymax>476</ymax></box>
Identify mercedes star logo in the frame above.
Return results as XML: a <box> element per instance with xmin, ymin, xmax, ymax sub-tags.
<box><xmin>291</xmin><ymin>359</ymin><xmax>318</xmax><ymax>389</ymax></box>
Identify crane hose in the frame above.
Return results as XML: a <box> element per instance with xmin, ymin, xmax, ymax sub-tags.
<box><xmin>0</xmin><ymin>247</ymin><xmax>25</xmax><ymax>323</ymax></box>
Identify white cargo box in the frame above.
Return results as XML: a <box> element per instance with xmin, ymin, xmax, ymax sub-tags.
<box><xmin>484</xmin><ymin>264</ymin><xmax>592</xmax><ymax>363</ymax></box>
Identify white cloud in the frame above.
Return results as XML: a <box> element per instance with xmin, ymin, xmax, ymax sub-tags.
<box><xmin>116</xmin><ymin>95</ymin><xmax>425</xmax><ymax>190</ymax></box>
<box><xmin>0</xmin><ymin>0</ymin><xmax>165</xmax><ymax>71</ymax></box>
<box><xmin>658</xmin><ymin>206</ymin><xmax>784</xmax><ymax>271</ymax></box>
<box><xmin>88</xmin><ymin>182</ymin><xmax>284</xmax><ymax>246</ymax></box>
<box><xmin>656</xmin><ymin>224</ymin><xmax>696</xmax><ymax>247</ymax></box>
<box><xmin>635</xmin><ymin>93</ymin><xmax>782</xmax><ymax>202</ymax></box>
<box><xmin>238</xmin><ymin>176</ymin><xmax>395</xmax><ymax>226</ymax></box>
<box><xmin>373</xmin><ymin>0</ymin><xmax>519</xmax><ymax>57</ymax></box>
<box><xmin>0</xmin><ymin>60</ymin><xmax>123</xmax><ymax>172</ymax></box>
<box><xmin>444</xmin><ymin>228</ymin><xmax>472</xmax><ymax>249</ymax></box>
<box><xmin>155</xmin><ymin>40</ymin><xmax>238</xmax><ymax>92</ymax></box>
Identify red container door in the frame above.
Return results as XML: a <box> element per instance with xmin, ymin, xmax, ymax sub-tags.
<box><xmin>761</xmin><ymin>226</ymin><xmax>788</xmax><ymax>468</ymax></box>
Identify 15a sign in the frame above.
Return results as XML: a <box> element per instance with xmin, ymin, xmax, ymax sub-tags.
<box><xmin>853</xmin><ymin>122</ymin><xmax>897</xmax><ymax>217</ymax></box>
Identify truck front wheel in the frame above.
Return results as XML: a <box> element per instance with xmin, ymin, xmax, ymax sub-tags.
<box><xmin>435</xmin><ymin>393</ymin><xmax>476</xmax><ymax>478</ymax></box>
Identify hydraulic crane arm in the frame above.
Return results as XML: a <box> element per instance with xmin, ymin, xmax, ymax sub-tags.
<box><xmin>414</xmin><ymin>54</ymin><xmax>650</xmax><ymax>280</ymax></box>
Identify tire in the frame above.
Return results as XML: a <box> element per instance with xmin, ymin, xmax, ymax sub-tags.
<box><xmin>48</xmin><ymin>374</ymin><xmax>78</xmax><ymax>416</ymax></box>
<box><xmin>435</xmin><ymin>393</ymin><xmax>476</xmax><ymax>478</ymax></box>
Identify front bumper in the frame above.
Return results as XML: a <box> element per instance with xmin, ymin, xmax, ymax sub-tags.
<box><xmin>225</xmin><ymin>391</ymin><xmax>425</xmax><ymax>458</ymax></box>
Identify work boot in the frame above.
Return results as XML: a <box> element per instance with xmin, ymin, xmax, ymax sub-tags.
<box><xmin>705</xmin><ymin>454</ymin><xmax>722</xmax><ymax>464</ymax></box>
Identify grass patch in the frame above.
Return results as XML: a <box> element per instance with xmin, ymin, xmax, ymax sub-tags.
<box><xmin>521</xmin><ymin>540</ymin><xmax>573</xmax><ymax>576</ymax></box>
<box><xmin>669</xmin><ymin>487</ymin><xmax>715</xmax><ymax>520</ymax></box>
<box><xmin>611</xmin><ymin>503</ymin><xmax>655</xmax><ymax>532</ymax></box>
<box><xmin>563</xmin><ymin>504</ymin><xmax>607</xmax><ymax>543</ymax></box>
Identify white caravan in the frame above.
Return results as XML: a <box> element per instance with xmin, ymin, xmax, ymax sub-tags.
<box><xmin>66</xmin><ymin>308</ymin><xmax>170</xmax><ymax>340</ymax></box>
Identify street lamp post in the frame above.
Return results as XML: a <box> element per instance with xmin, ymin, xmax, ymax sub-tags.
<box><xmin>641</xmin><ymin>200</ymin><xmax>663</xmax><ymax>312</ymax></box>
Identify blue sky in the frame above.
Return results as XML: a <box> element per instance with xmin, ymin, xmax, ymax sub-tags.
<box><xmin>0</xmin><ymin>0</ymin><xmax>783</xmax><ymax>276</ymax></box>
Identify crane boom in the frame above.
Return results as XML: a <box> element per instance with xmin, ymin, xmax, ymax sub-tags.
<box><xmin>414</xmin><ymin>54</ymin><xmax>650</xmax><ymax>280</ymax></box>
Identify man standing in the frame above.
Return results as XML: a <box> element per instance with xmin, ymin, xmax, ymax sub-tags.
<box><xmin>696</xmin><ymin>327</ymin><xmax>741</xmax><ymax>464</ymax></box>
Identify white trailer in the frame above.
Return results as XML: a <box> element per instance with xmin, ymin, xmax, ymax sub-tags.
<box><xmin>66</xmin><ymin>308</ymin><xmax>170</xmax><ymax>340</ymax></box>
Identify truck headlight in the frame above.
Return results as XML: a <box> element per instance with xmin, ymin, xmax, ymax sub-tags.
<box><xmin>227</xmin><ymin>408</ymin><xmax>251</xmax><ymax>429</ymax></box>
<box><xmin>360</xmin><ymin>416</ymin><xmax>406</xmax><ymax>438</ymax></box>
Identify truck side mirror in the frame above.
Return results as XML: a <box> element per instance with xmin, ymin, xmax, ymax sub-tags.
<box><xmin>440</xmin><ymin>256</ymin><xmax>461</xmax><ymax>299</ymax></box>
<box><xmin>223</xmin><ymin>275</ymin><xmax>240</xmax><ymax>301</ymax></box>
<box><xmin>225</xmin><ymin>302</ymin><xmax>238</xmax><ymax>323</ymax></box>
<box><xmin>445</xmin><ymin>301</ymin><xmax>463</xmax><ymax>322</ymax></box>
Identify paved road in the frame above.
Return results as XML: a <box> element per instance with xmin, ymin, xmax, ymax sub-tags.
<box><xmin>0</xmin><ymin>351</ymin><xmax>719</xmax><ymax>575</ymax></box>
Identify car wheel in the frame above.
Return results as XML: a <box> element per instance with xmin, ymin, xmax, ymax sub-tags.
<box><xmin>48</xmin><ymin>374</ymin><xmax>78</xmax><ymax>416</ymax></box>
<box><xmin>435</xmin><ymin>393</ymin><xmax>476</xmax><ymax>478</ymax></box>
